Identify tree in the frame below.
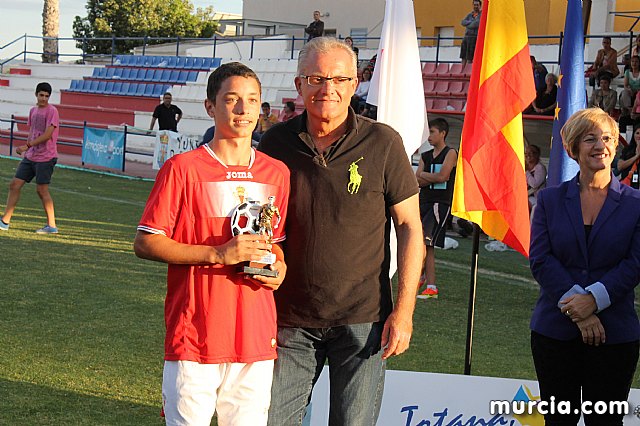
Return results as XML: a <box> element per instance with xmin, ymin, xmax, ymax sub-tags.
<box><xmin>73</xmin><ymin>0</ymin><xmax>218</xmax><ymax>55</ymax></box>
<box><xmin>42</xmin><ymin>0</ymin><xmax>60</xmax><ymax>63</ymax></box>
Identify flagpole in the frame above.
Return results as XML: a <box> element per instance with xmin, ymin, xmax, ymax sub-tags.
<box><xmin>464</xmin><ymin>223</ymin><xmax>480</xmax><ymax>375</ymax></box>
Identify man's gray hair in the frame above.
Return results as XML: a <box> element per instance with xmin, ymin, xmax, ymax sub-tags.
<box><xmin>297</xmin><ymin>37</ymin><xmax>358</xmax><ymax>76</ymax></box>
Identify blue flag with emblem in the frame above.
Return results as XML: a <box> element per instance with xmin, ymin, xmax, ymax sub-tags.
<box><xmin>547</xmin><ymin>0</ymin><xmax>585</xmax><ymax>186</ymax></box>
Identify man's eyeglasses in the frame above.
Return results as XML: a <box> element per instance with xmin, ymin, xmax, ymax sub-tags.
<box><xmin>299</xmin><ymin>75</ymin><xmax>355</xmax><ymax>87</ymax></box>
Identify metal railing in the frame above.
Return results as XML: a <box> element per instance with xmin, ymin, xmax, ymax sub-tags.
<box><xmin>1</xmin><ymin>32</ymin><xmax>637</xmax><ymax>72</ymax></box>
<box><xmin>0</xmin><ymin>116</ymin><xmax>154</xmax><ymax>174</ymax></box>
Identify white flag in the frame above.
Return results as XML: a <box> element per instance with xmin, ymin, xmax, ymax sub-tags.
<box><xmin>367</xmin><ymin>0</ymin><xmax>428</xmax><ymax>278</ymax></box>
<box><xmin>368</xmin><ymin>0</ymin><xmax>428</xmax><ymax>159</ymax></box>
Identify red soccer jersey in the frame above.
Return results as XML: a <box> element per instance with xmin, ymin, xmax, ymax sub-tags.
<box><xmin>138</xmin><ymin>145</ymin><xmax>289</xmax><ymax>364</ymax></box>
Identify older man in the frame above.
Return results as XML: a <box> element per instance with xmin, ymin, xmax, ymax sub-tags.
<box><xmin>259</xmin><ymin>37</ymin><xmax>423</xmax><ymax>426</ymax></box>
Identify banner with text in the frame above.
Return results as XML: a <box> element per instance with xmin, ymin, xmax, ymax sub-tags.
<box><xmin>308</xmin><ymin>369</ymin><xmax>640</xmax><ymax>425</ymax></box>
<box><xmin>82</xmin><ymin>127</ymin><xmax>125</xmax><ymax>170</ymax></box>
<box><xmin>153</xmin><ymin>130</ymin><xmax>200</xmax><ymax>170</ymax></box>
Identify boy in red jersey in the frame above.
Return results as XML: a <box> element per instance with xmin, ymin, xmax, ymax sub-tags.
<box><xmin>134</xmin><ymin>62</ymin><xmax>289</xmax><ymax>425</ymax></box>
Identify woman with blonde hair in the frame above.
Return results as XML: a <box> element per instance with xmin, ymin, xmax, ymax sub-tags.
<box><xmin>529</xmin><ymin>108</ymin><xmax>640</xmax><ymax>425</ymax></box>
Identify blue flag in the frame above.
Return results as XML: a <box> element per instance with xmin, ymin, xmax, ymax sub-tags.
<box><xmin>547</xmin><ymin>0</ymin><xmax>585</xmax><ymax>186</ymax></box>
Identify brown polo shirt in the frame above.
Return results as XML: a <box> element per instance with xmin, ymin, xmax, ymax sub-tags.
<box><xmin>259</xmin><ymin>110</ymin><xmax>419</xmax><ymax>327</ymax></box>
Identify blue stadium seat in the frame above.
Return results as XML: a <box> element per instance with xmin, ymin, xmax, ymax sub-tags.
<box><xmin>128</xmin><ymin>68</ymin><xmax>139</xmax><ymax>80</ymax></box>
<box><xmin>175</xmin><ymin>57</ymin><xmax>186</xmax><ymax>69</ymax></box>
<box><xmin>75</xmin><ymin>80</ymin><xmax>85</xmax><ymax>92</ymax></box>
<box><xmin>91</xmin><ymin>81</ymin><xmax>102</xmax><ymax>93</ymax></box>
<box><xmin>192</xmin><ymin>57</ymin><xmax>205</xmax><ymax>70</ymax></box>
<box><xmin>112</xmin><ymin>82</ymin><xmax>122</xmax><ymax>95</ymax></box>
<box><xmin>119</xmin><ymin>68</ymin><xmax>130</xmax><ymax>79</ymax></box>
<box><xmin>211</xmin><ymin>58</ymin><xmax>222</xmax><ymax>68</ymax></box>
<box><xmin>177</xmin><ymin>70</ymin><xmax>189</xmax><ymax>84</ymax></box>
<box><xmin>184</xmin><ymin>57</ymin><xmax>196</xmax><ymax>69</ymax></box>
<box><xmin>119</xmin><ymin>82</ymin><xmax>130</xmax><ymax>95</ymax></box>
<box><xmin>69</xmin><ymin>80</ymin><xmax>79</xmax><ymax>91</ymax></box>
<box><xmin>128</xmin><ymin>83</ymin><xmax>139</xmax><ymax>96</ymax></box>
<box><xmin>151</xmin><ymin>69</ymin><xmax>163</xmax><ymax>82</ymax></box>
<box><xmin>114</xmin><ymin>55</ymin><xmax>124</xmax><ymax>65</ymax></box>
<box><xmin>202</xmin><ymin>58</ymin><xmax>213</xmax><ymax>69</ymax></box>
<box><xmin>167</xmin><ymin>56</ymin><xmax>178</xmax><ymax>68</ymax></box>
<box><xmin>104</xmin><ymin>81</ymin><xmax>114</xmax><ymax>94</ymax></box>
<box><xmin>136</xmin><ymin>84</ymin><xmax>146</xmax><ymax>96</ymax></box>
<box><xmin>186</xmin><ymin>71</ymin><xmax>198</xmax><ymax>82</ymax></box>
<box><xmin>137</xmin><ymin>69</ymin><xmax>148</xmax><ymax>81</ymax></box>
<box><xmin>106</xmin><ymin>68</ymin><xmax>115</xmax><ymax>78</ymax></box>
<box><xmin>97</xmin><ymin>81</ymin><xmax>107</xmax><ymax>93</ymax></box>
<box><xmin>120</xmin><ymin>56</ymin><xmax>133</xmax><ymax>66</ymax></box>
<box><xmin>141</xmin><ymin>56</ymin><xmax>154</xmax><ymax>67</ymax></box>
<box><xmin>144</xmin><ymin>70</ymin><xmax>155</xmax><ymax>82</ymax></box>
<box><xmin>133</xmin><ymin>56</ymin><xmax>144</xmax><ymax>67</ymax></box>
<box><xmin>160</xmin><ymin>69</ymin><xmax>171</xmax><ymax>82</ymax></box>
<box><xmin>92</xmin><ymin>68</ymin><xmax>101</xmax><ymax>78</ymax></box>
<box><xmin>144</xmin><ymin>84</ymin><xmax>155</xmax><ymax>97</ymax></box>
<box><xmin>169</xmin><ymin>70</ymin><xmax>180</xmax><ymax>83</ymax></box>
<box><xmin>152</xmin><ymin>84</ymin><xmax>165</xmax><ymax>97</ymax></box>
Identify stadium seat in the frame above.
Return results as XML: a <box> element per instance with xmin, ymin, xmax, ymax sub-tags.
<box><xmin>127</xmin><ymin>83</ymin><xmax>138</xmax><ymax>96</ymax></box>
<box><xmin>144</xmin><ymin>84</ymin><xmax>155</xmax><ymax>97</ymax></box>
<box><xmin>92</xmin><ymin>68</ymin><xmax>101</xmax><ymax>78</ymax></box>
<box><xmin>135</xmin><ymin>84</ymin><xmax>146</xmax><ymax>96</ymax></box>
<box><xmin>424</xmin><ymin>80</ymin><xmax>436</xmax><ymax>96</ymax></box>
<box><xmin>175</xmin><ymin>57</ymin><xmax>187</xmax><ymax>69</ymax></box>
<box><xmin>432</xmin><ymin>99</ymin><xmax>448</xmax><ymax>110</ymax></box>
<box><xmin>104</xmin><ymin>81</ymin><xmax>115</xmax><ymax>94</ymax></box>
<box><xmin>449</xmin><ymin>100</ymin><xmax>465</xmax><ymax>111</ymax></box>
<box><xmin>106</xmin><ymin>68</ymin><xmax>115</xmax><ymax>78</ymax></box>
<box><xmin>160</xmin><ymin>69</ymin><xmax>172</xmax><ymax>82</ymax></box>
<box><xmin>167</xmin><ymin>56</ymin><xmax>178</xmax><ymax>68</ymax></box>
<box><xmin>425</xmin><ymin>98</ymin><xmax>434</xmax><ymax>110</ymax></box>
<box><xmin>203</xmin><ymin>58</ymin><xmax>214</xmax><ymax>69</ymax></box>
<box><xmin>422</xmin><ymin>62</ymin><xmax>436</xmax><ymax>77</ymax></box>
<box><xmin>112</xmin><ymin>82</ymin><xmax>122</xmax><ymax>95</ymax></box>
<box><xmin>152</xmin><ymin>84</ymin><xmax>165</xmax><ymax>97</ymax></box>
<box><xmin>69</xmin><ymin>80</ymin><xmax>79</xmax><ymax>91</ymax></box>
<box><xmin>133</xmin><ymin>56</ymin><xmax>145</xmax><ymax>67</ymax></box>
<box><xmin>448</xmin><ymin>63</ymin><xmax>465</xmax><ymax>78</ymax></box>
<box><xmin>462</xmin><ymin>63</ymin><xmax>473</xmax><ymax>78</ymax></box>
<box><xmin>211</xmin><ymin>58</ymin><xmax>222</xmax><ymax>68</ymax></box>
<box><xmin>447</xmin><ymin>80</ymin><xmax>464</xmax><ymax>97</ymax></box>
<box><xmin>433</xmin><ymin>80</ymin><xmax>450</xmax><ymax>96</ymax></box>
<box><xmin>433</xmin><ymin>63</ymin><xmax>450</xmax><ymax>79</ymax></box>
<box><xmin>150</xmin><ymin>69</ymin><xmax>162</xmax><ymax>82</ymax></box>
<box><xmin>114</xmin><ymin>55</ymin><xmax>124</xmax><ymax>65</ymax></box>
<box><xmin>186</xmin><ymin>71</ymin><xmax>198</xmax><ymax>82</ymax></box>
<box><xmin>177</xmin><ymin>70</ymin><xmax>189</xmax><ymax>84</ymax></box>
<box><xmin>96</xmin><ymin>81</ymin><xmax>107</xmax><ymax>93</ymax></box>
<box><xmin>143</xmin><ymin>70</ymin><xmax>155</xmax><ymax>82</ymax></box>
<box><xmin>169</xmin><ymin>70</ymin><xmax>180</xmax><ymax>83</ymax></box>
<box><xmin>119</xmin><ymin>82</ymin><xmax>130</xmax><ymax>95</ymax></box>
<box><xmin>142</xmin><ymin>56</ymin><xmax>154</xmax><ymax>67</ymax></box>
<box><xmin>89</xmin><ymin>80</ymin><xmax>100</xmax><ymax>93</ymax></box>
<box><xmin>129</xmin><ymin>68</ymin><xmax>141</xmax><ymax>81</ymax></box>
<box><xmin>192</xmin><ymin>57</ymin><xmax>205</xmax><ymax>70</ymax></box>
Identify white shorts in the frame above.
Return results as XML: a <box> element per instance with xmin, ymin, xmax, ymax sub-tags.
<box><xmin>162</xmin><ymin>359</ymin><xmax>274</xmax><ymax>426</ymax></box>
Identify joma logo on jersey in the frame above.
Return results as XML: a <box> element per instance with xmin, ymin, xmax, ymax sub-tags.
<box><xmin>226</xmin><ymin>171</ymin><xmax>254</xmax><ymax>179</ymax></box>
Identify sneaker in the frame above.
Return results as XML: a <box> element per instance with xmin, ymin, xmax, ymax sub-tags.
<box><xmin>417</xmin><ymin>286</ymin><xmax>439</xmax><ymax>299</ymax></box>
<box><xmin>35</xmin><ymin>225</ymin><xmax>58</xmax><ymax>234</ymax></box>
<box><xmin>0</xmin><ymin>220</ymin><xmax>8</xmax><ymax>231</ymax></box>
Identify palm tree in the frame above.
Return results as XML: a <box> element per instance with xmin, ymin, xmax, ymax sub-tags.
<box><xmin>42</xmin><ymin>0</ymin><xmax>60</xmax><ymax>63</ymax></box>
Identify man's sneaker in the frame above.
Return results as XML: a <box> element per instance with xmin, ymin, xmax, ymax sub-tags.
<box><xmin>417</xmin><ymin>286</ymin><xmax>439</xmax><ymax>299</ymax></box>
<box><xmin>35</xmin><ymin>225</ymin><xmax>58</xmax><ymax>234</ymax></box>
<box><xmin>0</xmin><ymin>220</ymin><xmax>9</xmax><ymax>231</ymax></box>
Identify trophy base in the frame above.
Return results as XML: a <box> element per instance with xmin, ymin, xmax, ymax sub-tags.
<box><xmin>242</xmin><ymin>265</ymin><xmax>279</xmax><ymax>278</ymax></box>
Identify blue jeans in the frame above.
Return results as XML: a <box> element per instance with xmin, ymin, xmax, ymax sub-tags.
<box><xmin>267</xmin><ymin>322</ymin><xmax>386</xmax><ymax>426</ymax></box>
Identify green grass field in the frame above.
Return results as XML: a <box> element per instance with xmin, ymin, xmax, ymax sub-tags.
<box><xmin>0</xmin><ymin>157</ymin><xmax>637</xmax><ymax>424</ymax></box>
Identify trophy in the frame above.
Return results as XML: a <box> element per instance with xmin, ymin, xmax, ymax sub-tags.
<box><xmin>230</xmin><ymin>196</ymin><xmax>281</xmax><ymax>278</ymax></box>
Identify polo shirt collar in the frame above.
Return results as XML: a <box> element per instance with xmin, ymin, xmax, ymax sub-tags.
<box><xmin>295</xmin><ymin>107</ymin><xmax>359</xmax><ymax>154</ymax></box>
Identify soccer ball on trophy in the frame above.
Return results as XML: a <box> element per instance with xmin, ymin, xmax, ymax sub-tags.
<box><xmin>230</xmin><ymin>199</ymin><xmax>262</xmax><ymax>236</ymax></box>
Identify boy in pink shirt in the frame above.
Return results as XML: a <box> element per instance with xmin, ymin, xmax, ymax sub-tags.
<box><xmin>0</xmin><ymin>82</ymin><xmax>59</xmax><ymax>234</ymax></box>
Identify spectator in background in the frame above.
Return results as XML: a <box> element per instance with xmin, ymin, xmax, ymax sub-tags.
<box><xmin>619</xmin><ymin>55</ymin><xmax>640</xmax><ymax>119</ymax></box>
<box><xmin>589</xmin><ymin>73</ymin><xmax>617</xmax><ymax>117</ymax></box>
<box><xmin>0</xmin><ymin>82</ymin><xmax>59</xmax><ymax>234</ymax></box>
<box><xmin>617</xmin><ymin>124</ymin><xmax>640</xmax><ymax>189</ymax></box>
<box><xmin>351</xmin><ymin>67</ymin><xmax>372</xmax><ymax>114</ymax></box>
<box><xmin>622</xmin><ymin>53</ymin><xmax>631</xmax><ymax>73</ymax></box>
<box><xmin>531</xmin><ymin>56</ymin><xmax>548</xmax><ymax>92</ymax></box>
<box><xmin>279</xmin><ymin>101</ymin><xmax>299</xmax><ymax>122</ymax></box>
<box><xmin>415</xmin><ymin>118</ymin><xmax>457</xmax><ymax>300</ymax></box>
<box><xmin>632</xmin><ymin>34</ymin><xmax>640</xmax><ymax>57</ymax></box>
<box><xmin>304</xmin><ymin>10</ymin><xmax>324</xmax><ymax>41</ymax></box>
<box><xmin>529</xmin><ymin>73</ymin><xmax>558</xmax><ymax>116</ymax></box>
<box><xmin>254</xmin><ymin>102</ymin><xmax>279</xmax><ymax>141</ymax></box>
<box><xmin>586</xmin><ymin>36</ymin><xmax>620</xmax><ymax>87</ymax></box>
<box><xmin>200</xmin><ymin>125</ymin><xmax>215</xmax><ymax>147</ymax></box>
<box><xmin>525</xmin><ymin>144</ymin><xmax>546</xmax><ymax>212</ymax></box>
<box><xmin>460</xmin><ymin>0</ymin><xmax>482</xmax><ymax>68</ymax></box>
<box><xmin>344</xmin><ymin>36</ymin><xmax>359</xmax><ymax>59</ymax></box>
<box><xmin>150</xmin><ymin>92</ymin><xmax>182</xmax><ymax>132</ymax></box>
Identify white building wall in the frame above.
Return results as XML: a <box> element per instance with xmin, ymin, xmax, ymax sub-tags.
<box><xmin>242</xmin><ymin>0</ymin><xmax>386</xmax><ymax>48</ymax></box>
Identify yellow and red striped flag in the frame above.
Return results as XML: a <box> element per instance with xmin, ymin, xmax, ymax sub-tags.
<box><xmin>451</xmin><ymin>0</ymin><xmax>535</xmax><ymax>257</ymax></box>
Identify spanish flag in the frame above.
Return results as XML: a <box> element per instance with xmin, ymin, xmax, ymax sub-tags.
<box><xmin>452</xmin><ymin>0</ymin><xmax>535</xmax><ymax>257</ymax></box>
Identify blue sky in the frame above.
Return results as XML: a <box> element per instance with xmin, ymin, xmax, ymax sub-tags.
<box><xmin>0</xmin><ymin>0</ymin><xmax>242</xmax><ymax>44</ymax></box>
